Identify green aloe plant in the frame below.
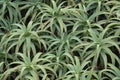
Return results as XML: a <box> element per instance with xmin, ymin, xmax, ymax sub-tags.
<box><xmin>83</xmin><ymin>28</ymin><xmax>120</xmax><ymax>68</ymax></box>
<box><xmin>1</xmin><ymin>52</ymin><xmax>56</xmax><ymax>80</ymax></box>
<box><xmin>72</xmin><ymin>2</ymin><xmax>109</xmax><ymax>32</ymax></box>
<box><xmin>0</xmin><ymin>21</ymin><xmax>47</xmax><ymax>55</ymax></box>
<box><xmin>18</xmin><ymin>0</ymin><xmax>42</xmax><ymax>23</ymax></box>
<box><xmin>44</xmin><ymin>50</ymin><xmax>73</xmax><ymax>79</ymax></box>
<box><xmin>59</xmin><ymin>56</ymin><xmax>92</xmax><ymax>80</ymax></box>
<box><xmin>0</xmin><ymin>0</ymin><xmax>21</xmax><ymax>18</ymax></box>
<box><xmin>48</xmin><ymin>31</ymin><xmax>81</xmax><ymax>52</ymax></box>
<box><xmin>40</xmin><ymin>0</ymin><xmax>74</xmax><ymax>34</ymax></box>
<box><xmin>0</xmin><ymin>0</ymin><xmax>21</xmax><ymax>37</ymax></box>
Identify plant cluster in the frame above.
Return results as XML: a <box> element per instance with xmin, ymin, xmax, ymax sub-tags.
<box><xmin>0</xmin><ymin>0</ymin><xmax>120</xmax><ymax>80</ymax></box>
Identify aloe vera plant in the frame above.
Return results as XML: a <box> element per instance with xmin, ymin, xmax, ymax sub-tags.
<box><xmin>1</xmin><ymin>52</ymin><xmax>56</xmax><ymax>80</ymax></box>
